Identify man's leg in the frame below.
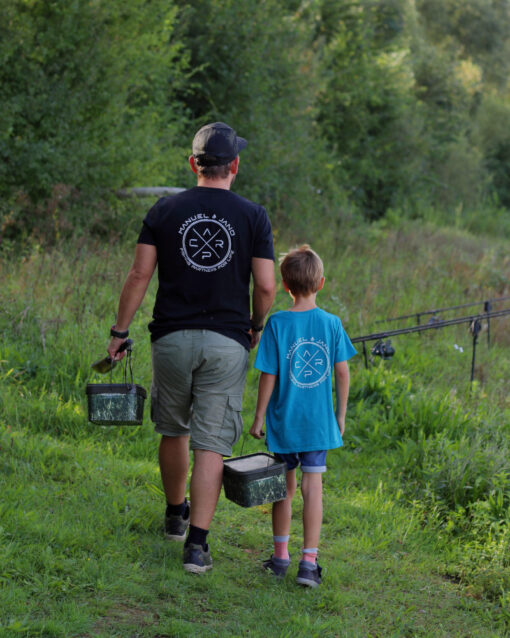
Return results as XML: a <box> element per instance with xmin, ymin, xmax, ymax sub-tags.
<box><xmin>183</xmin><ymin>331</ymin><xmax>248</xmax><ymax>572</ymax></box>
<box><xmin>182</xmin><ymin>449</ymin><xmax>223</xmax><ymax>574</ymax></box>
<box><xmin>159</xmin><ymin>435</ymin><xmax>189</xmax><ymax>505</ymax></box>
<box><xmin>189</xmin><ymin>449</ymin><xmax>224</xmax><ymax>529</ymax></box>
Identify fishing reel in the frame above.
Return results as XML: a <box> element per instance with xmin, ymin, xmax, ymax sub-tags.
<box><xmin>371</xmin><ymin>339</ymin><xmax>395</xmax><ymax>360</ymax></box>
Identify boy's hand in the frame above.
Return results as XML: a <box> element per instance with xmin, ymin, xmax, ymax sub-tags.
<box><xmin>249</xmin><ymin>417</ymin><xmax>265</xmax><ymax>439</ymax></box>
<box><xmin>337</xmin><ymin>415</ymin><xmax>345</xmax><ymax>436</ymax></box>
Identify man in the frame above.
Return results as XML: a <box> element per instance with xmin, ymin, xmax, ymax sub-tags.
<box><xmin>107</xmin><ymin>122</ymin><xmax>276</xmax><ymax>573</ymax></box>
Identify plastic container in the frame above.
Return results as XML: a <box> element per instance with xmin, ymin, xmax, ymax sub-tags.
<box><xmin>86</xmin><ymin>383</ymin><xmax>146</xmax><ymax>425</ymax></box>
<box><xmin>223</xmin><ymin>453</ymin><xmax>287</xmax><ymax>507</ymax></box>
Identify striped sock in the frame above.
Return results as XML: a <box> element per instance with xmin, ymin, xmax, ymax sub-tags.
<box><xmin>302</xmin><ymin>547</ymin><xmax>318</xmax><ymax>564</ymax></box>
<box><xmin>273</xmin><ymin>535</ymin><xmax>290</xmax><ymax>560</ymax></box>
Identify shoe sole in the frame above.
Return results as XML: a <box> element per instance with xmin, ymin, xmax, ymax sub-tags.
<box><xmin>183</xmin><ymin>562</ymin><xmax>213</xmax><ymax>574</ymax></box>
<box><xmin>296</xmin><ymin>576</ymin><xmax>321</xmax><ymax>588</ymax></box>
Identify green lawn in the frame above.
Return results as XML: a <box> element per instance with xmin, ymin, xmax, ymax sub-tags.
<box><xmin>1</xmin><ymin>218</ymin><xmax>509</xmax><ymax>636</ymax></box>
<box><xmin>0</xmin><ymin>423</ymin><xmax>504</xmax><ymax>637</ymax></box>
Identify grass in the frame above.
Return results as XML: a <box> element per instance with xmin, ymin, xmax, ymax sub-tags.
<box><xmin>0</xmin><ymin>424</ymin><xmax>505</xmax><ymax>637</ymax></box>
<box><xmin>1</xmin><ymin>213</ymin><xmax>509</xmax><ymax>636</ymax></box>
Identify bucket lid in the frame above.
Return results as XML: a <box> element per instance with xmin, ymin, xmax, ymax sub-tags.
<box><xmin>223</xmin><ymin>453</ymin><xmax>286</xmax><ymax>478</ymax></box>
<box><xmin>86</xmin><ymin>383</ymin><xmax>147</xmax><ymax>398</ymax></box>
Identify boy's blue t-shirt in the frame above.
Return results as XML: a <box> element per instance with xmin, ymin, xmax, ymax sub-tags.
<box><xmin>254</xmin><ymin>307</ymin><xmax>357</xmax><ymax>454</ymax></box>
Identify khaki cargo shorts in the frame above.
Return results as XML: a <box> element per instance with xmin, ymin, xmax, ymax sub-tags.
<box><xmin>151</xmin><ymin>330</ymin><xmax>249</xmax><ymax>457</ymax></box>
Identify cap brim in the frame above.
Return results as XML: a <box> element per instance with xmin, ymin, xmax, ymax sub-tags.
<box><xmin>237</xmin><ymin>136</ymin><xmax>248</xmax><ymax>153</ymax></box>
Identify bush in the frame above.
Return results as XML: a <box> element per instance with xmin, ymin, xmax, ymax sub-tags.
<box><xmin>0</xmin><ymin>0</ymin><xmax>189</xmax><ymax>203</ymax></box>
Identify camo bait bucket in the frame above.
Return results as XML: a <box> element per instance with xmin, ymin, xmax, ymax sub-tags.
<box><xmin>223</xmin><ymin>453</ymin><xmax>287</xmax><ymax>507</ymax></box>
<box><xmin>86</xmin><ymin>383</ymin><xmax>146</xmax><ymax>425</ymax></box>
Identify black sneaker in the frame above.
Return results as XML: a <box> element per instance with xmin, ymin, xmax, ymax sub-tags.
<box><xmin>164</xmin><ymin>500</ymin><xmax>190</xmax><ymax>541</ymax></box>
<box><xmin>183</xmin><ymin>543</ymin><xmax>213</xmax><ymax>574</ymax></box>
<box><xmin>296</xmin><ymin>560</ymin><xmax>322</xmax><ymax>588</ymax></box>
<box><xmin>262</xmin><ymin>555</ymin><xmax>290</xmax><ymax>578</ymax></box>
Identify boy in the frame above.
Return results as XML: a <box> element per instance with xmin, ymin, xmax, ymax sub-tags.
<box><xmin>249</xmin><ymin>245</ymin><xmax>356</xmax><ymax>588</ymax></box>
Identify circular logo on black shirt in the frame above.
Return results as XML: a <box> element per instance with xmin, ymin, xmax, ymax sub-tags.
<box><xmin>180</xmin><ymin>216</ymin><xmax>234</xmax><ymax>272</ymax></box>
<box><xmin>288</xmin><ymin>339</ymin><xmax>330</xmax><ymax>389</ymax></box>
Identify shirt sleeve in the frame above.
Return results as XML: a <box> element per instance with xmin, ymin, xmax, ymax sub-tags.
<box><xmin>137</xmin><ymin>222</ymin><xmax>156</xmax><ymax>245</ymax></box>
<box><xmin>334</xmin><ymin>319</ymin><xmax>357</xmax><ymax>363</ymax></box>
<box><xmin>254</xmin><ymin>318</ymin><xmax>279</xmax><ymax>374</ymax></box>
<box><xmin>137</xmin><ymin>200</ymin><xmax>160</xmax><ymax>245</ymax></box>
<box><xmin>252</xmin><ymin>208</ymin><xmax>274</xmax><ymax>260</ymax></box>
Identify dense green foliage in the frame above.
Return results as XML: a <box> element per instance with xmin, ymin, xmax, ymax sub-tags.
<box><xmin>2</xmin><ymin>0</ymin><xmax>510</xmax><ymax>240</ymax></box>
<box><xmin>0</xmin><ymin>0</ymin><xmax>188</xmax><ymax>239</ymax></box>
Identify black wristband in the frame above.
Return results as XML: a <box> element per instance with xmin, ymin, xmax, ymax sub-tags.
<box><xmin>110</xmin><ymin>325</ymin><xmax>129</xmax><ymax>339</ymax></box>
<box><xmin>250</xmin><ymin>322</ymin><xmax>264</xmax><ymax>333</ymax></box>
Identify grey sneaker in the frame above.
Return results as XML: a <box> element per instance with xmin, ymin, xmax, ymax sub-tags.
<box><xmin>183</xmin><ymin>543</ymin><xmax>213</xmax><ymax>574</ymax></box>
<box><xmin>262</xmin><ymin>555</ymin><xmax>290</xmax><ymax>578</ymax></box>
<box><xmin>296</xmin><ymin>560</ymin><xmax>322</xmax><ymax>588</ymax></box>
<box><xmin>164</xmin><ymin>500</ymin><xmax>190</xmax><ymax>541</ymax></box>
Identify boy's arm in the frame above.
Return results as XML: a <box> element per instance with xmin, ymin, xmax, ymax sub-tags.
<box><xmin>249</xmin><ymin>372</ymin><xmax>277</xmax><ymax>439</ymax></box>
<box><xmin>334</xmin><ymin>360</ymin><xmax>350</xmax><ymax>436</ymax></box>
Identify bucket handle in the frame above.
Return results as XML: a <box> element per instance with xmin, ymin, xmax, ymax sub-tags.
<box><xmin>239</xmin><ymin>430</ymin><xmax>272</xmax><ymax>469</ymax></box>
<box><xmin>110</xmin><ymin>341</ymin><xmax>134</xmax><ymax>385</ymax></box>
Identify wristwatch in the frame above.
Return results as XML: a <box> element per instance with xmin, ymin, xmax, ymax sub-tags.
<box><xmin>110</xmin><ymin>325</ymin><xmax>129</xmax><ymax>339</ymax></box>
<box><xmin>250</xmin><ymin>321</ymin><xmax>264</xmax><ymax>333</ymax></box>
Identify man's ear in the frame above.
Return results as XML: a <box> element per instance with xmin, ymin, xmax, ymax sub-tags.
<box><xmin>189</xmin><ymin>155</ymin><xmax>198</xmax><ymax>174</ymax></box>
<box><xmin>231</xmin><ymin>156</ymin><xmax>240</xmax><ymax>174</ymax></box>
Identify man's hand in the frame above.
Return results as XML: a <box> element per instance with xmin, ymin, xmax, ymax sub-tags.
<box><xmin>249</xmin><ymin>416</ymin><xmax>265</xmax><ymax>439</ymax></box>
<box><xmin>249</xmin><ymin>329</ymin><xmax>262</xmax><ymax>349</ymax></box>
<box><xmin>107</xmin><ymin>337</ymin><xmax>128</xmax><ymax>361</ymax></box>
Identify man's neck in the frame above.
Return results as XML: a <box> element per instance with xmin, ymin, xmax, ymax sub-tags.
<box><xmin>196</xmin><ymin>176</ymin><xmax>233</xmax><ymax>190</ymax></box>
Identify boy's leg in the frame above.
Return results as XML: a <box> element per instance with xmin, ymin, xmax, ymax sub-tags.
<box><xmin>296</xmin><ymin>471</ymin><xmax>324</xmax><ymax>587</ymax></box>
<box><xmin>272</xmin><ymin>468</ymin><xmax>297</xmax><ymax>558</ymax></box>
<box><xmin>301</xmin><ymin>471</ymin><xmax>323</xmax><ymax>556</ymax></box>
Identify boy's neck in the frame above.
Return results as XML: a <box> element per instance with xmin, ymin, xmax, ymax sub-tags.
<box><xmin>289</xmin><ymin>293</ymin><xmax>318</xmax><ymax>312</ymax></box>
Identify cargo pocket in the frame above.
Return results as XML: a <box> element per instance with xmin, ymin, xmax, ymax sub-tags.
<box><xmin>223</xmin><ymin>394</ymin><xmax>243</xmax><ymax>447</ymax></box>
<box><xmin>150</xmin><ymin>385</ymin><xmax>158</xmax><ymax>423</ymax></box>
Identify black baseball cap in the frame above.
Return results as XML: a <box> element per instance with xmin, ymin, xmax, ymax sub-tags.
<box><xmin>192</xmin><ymin>122</ymin><xmax>247</xmax><ymax>166</ymax></box>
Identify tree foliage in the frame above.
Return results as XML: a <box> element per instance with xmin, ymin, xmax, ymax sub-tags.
<box><xmin>0</xmin><ymin>0</ymin><xmax>188</xmax><ymax>201</ymax></box>
<box><xmin>1</xmin><ymin>0</ymin><xmax>510</xmax><ymax>235</ymax></box>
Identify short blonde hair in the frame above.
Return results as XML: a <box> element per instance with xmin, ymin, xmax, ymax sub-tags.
<box><xmin>280</xmin><ymin>244</ymin><xmax>324</xmax><ymax>296</ymax></box>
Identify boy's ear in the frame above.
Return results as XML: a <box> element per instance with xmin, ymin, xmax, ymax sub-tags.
<box><xmin>282</xmin><ymin>279</ymin><xmax>290</xmax><ymax>293</ymax></box>
<box><xmin>317</xmin><ymin>276</ymin><xmax>325</xmax><ymax>291</ymax></box>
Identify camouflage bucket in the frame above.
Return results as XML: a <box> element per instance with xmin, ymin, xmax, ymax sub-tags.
<box><xmin>223</xmin><ymin>453</ymin><xmax>287</xmax><ymax>508</ymax></box>
<box><xmin>86</xmin><ymin>382</ymin><xmax>146</xmax><ymax>425</ymax></box>
<box><xmin>87</xmin><ymin>341</ymin><xmax>146</xmax><ymax>426</ymax></box>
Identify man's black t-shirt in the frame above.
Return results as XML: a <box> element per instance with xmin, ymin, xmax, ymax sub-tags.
<box><xmin>137</xmin><ymin>186</ymin><xmax>274</xmax><ymax>350</ymax></box>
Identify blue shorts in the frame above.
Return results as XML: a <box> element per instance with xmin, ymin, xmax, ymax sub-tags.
<box><xmin>274</xmin><ymin>450</ymin><xmax>327</xmax><ymax>473</ymax></box>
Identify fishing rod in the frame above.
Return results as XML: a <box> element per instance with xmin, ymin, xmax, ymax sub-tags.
<box><xmin>374</xmin><ymin>294</ymin><xmax>510</xmax><ymax>327</ymax></box>
<box><xmin>352</xmin><ymin>307</ymin><xmax>510</xmax><ymax>384</ymax></box>
<box><xmin>374</xmin><ymin>295</ymin><xmax>510</xmax><ymax>348</ymax></box>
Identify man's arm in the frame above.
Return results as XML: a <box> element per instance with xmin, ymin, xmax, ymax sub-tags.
<box><xmin>107</xmin><ymin>243</ymin><xmax>157</xmax><ymax>359</ymax></box>
<box><xmin>250</xmin><ymin>257</ymin><xmax>276</xmax><ymax>348</ymax></box>
<box><xmin>249</xmin><ymin>372</ymin><xmax>277</xmax><ymax>439</ymax></box>
<box><xmin>334</xmin><ymin>360</ymin><xmax>350</xmax><ymax>436</ymax></box>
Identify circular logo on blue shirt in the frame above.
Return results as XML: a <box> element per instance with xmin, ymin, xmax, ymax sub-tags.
<box><xmin>181</xmin><ymin>217</ymin><xmax>234</xmax><ymax>272</ymax></box>
<box><xmin>288</xmin><ymin>340</ymin><xmax>330</xmax><ymax>389</ymax></box>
